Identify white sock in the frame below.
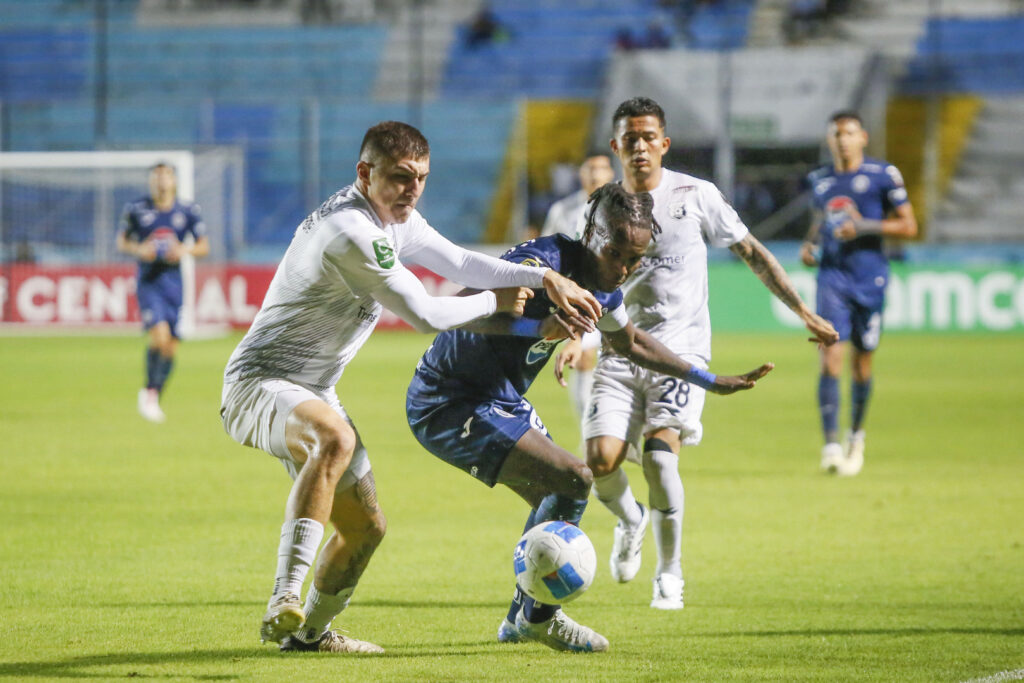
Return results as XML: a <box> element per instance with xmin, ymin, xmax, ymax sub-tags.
<box><xmin>297</xmin><ymin>584</ymin><xmax>354</xmax><ymax>642</ymax></box>
<box><xmin>569</xmin><ymin>368</ymin><xmax>594</xmax><ymax>420</ymax></box>
<box><xmin>593</xmin><ymin>468</ymin><xmax>643</xmax><ymax>528</ymax></box>
<box><xmin>642</xmin><ymin>449</ymin><xmax>684</xmax><ymax>578</ymax></box>
<box><xmin>271</xmin><ymin>518</ymin><xmax>324</xmax><ymax>599</ymax></box>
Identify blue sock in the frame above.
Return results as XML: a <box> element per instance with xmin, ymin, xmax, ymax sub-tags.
<box><xmin>851</xmin><ymin>379</ymin><xmax>872</xmax><ymax>432</ymax></box>
<box><xmin>533</xmin><ymin>494</ymin><xmax>588</xmax><ymax>526</ymax></box>
<box><xmin>154</xmin><ymin>355</ymin><xmax>174</xmax><ymax>394</ymax></box>
<box><xmin>505</xmin><ymin>509</ymin><xmax>541</xmax><ymax>624</ymax></box>
<box><xmin>818</xmin><ymin>374</ymin><xmax>839</xmax><ymax>443</ymax></box>
<box><xmin>145</xmin><ymin>348</ymin><xmax>160</xmax><ymax>389</ymax></box>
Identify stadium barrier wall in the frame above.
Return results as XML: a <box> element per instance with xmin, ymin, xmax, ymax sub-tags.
<box><xmin>3</xmin><ymin>262</ymin><xmax>1024</xmax><ymax>333</ymax></box>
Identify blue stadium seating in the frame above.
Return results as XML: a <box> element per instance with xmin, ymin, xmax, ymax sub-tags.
<box><xmin>442</xmin><ymin>0</ymin><xmax>753</xmax><ymax>98</ymax></box>
<box><xmin>902</xmin><ymin>17</ymin><xmax>1024</xmax><ymax>94</ymax></box>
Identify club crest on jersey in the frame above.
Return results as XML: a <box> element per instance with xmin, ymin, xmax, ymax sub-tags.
<box><xmin>373</xmin><ymin>238</ymin><xmax>395</xmax><ymax>268</ymax></box>
<box><xmin>517</xmin><ymin>257</ymin><xmax>546</xmax><ymax>268</ymax></box>
<box><xmin>852</xmin><ymin>174</ymin><xmax>871</xmax><ymax>193</ymax></box>
<box><xmin>171</xmin><ymin>211</ymin><xmax>186</xmax><ymax>229</ymax></box>
<box><xmin>668</xmin><ymin>201</ymin><xmax>687</xmax><ymax>219</ymax></box>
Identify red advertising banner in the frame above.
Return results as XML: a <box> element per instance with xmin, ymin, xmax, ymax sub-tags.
<box><xmin>0</xmin><ymin>263</ymin><xmax>457</xmax><ymax>331</ymax></box>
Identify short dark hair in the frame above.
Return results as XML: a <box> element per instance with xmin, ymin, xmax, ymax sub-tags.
<box><xmin>612</xmin><ymin>97</ymin><xmax>666</xmax><ymax>130</ymax></box>
<box><xmin>359</xmin><ymin>121</ymin><xmax>430</xmax><ymax>165</ymax></box>
<box><xmin>829</xmin><ymin>110</ymin><xmax>863</xmax><ymax>127</ymax></box>
<box><xmin>148</xmin><ymin>161</ymin><xmax>176</xmax><ymax>174</ymax></box>
<box><xmin>582</xmin><ymin>183</ymin><xmax>658</xmax><ymax>245</ymax></box>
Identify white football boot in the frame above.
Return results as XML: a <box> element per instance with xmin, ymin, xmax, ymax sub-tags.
<box><xmin>820</xmin><ymin>441</ymin><xmax>843</xmax><ymax>474</ymax></box>
<box><xmin>260</xmin><ymin>592</ymin><xmax>305</xmax><ymax>644</ymax></box>
<box><xmin>497</xmin><ymin>612</ymin><xmax>523</xmax><ymax>643</ymax></box>
<box><xmin>838</xmin><ymin>430</ymin><xmax>865</xmax><ymax>477</ymax></box>
<box><xmin>610</xmin><ymin>503</ymin><xmax>649</xmax><ymax>583</ymax></box>
<box><xmin>137</xmin><ymin>388</ymin><xmax>165</xmax><ymax>423</ymax></box>
<box><xmin>279</xmin><ymin>629</ymin><xmax>384</xmax><ymax>654</ymax></box>
<box><xmin>515</xmin><ymin>608</ymin><xmax>609</xmax><ymax>653</ymax></box>
<box><xmin>650</xmin><ymin>573</ymin><xmax>684</xmax><ymax>610</ymax></box>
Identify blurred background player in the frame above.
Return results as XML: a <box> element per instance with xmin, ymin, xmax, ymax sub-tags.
<box><xmin>800</xmin><ymin>111</ymin><xmax>918</xmax><ymax>476</ymax></box>
<box><xmin>116</xmin><ymin>162</ymin><xmax>209</xmax><ymax>423</ymax></box>
<box><xmin>220</xmin><ymin>121</ymin><xmax>600</xmax><ymax>655</ymax></box>
<box><xmin>406</xmin><ymin>183</ymin><xmax>773</xmax><ymax>652</ymax></box>
<box><xmin>540</xmin><ymin>153</ymin><xmax>616</xmax><ymax>429</ymax></box>
<box><xmin>564</xmin><ymin>97</ymin><xmax>837</xmax><ymax>610</ymax></box>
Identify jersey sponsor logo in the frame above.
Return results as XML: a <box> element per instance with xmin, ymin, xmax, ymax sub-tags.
<box><xmin>356</xmin><ymin>305</ymin><xmax>379</xmax><ymax>325</ymax></box>
<box><xmin>852</xmin><ymin>174</ymin><xmax>871</xmax><ymax>193</ymax></box>
<box><xmin>373</xmin><ymin>238</ymin><xmax>396</xmax><ymax>268</ymax></box>
<box><xmin>825</xmin><ymin>196</ymin><xmax>858</xmax><ymax>224</ymax></box>
<box><xmin>525</xmin><ymin>338</ymin><xmax>559</xmax><ymax>365</ymax></box>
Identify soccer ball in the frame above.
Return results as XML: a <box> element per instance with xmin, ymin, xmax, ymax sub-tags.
<box><xmin>513</xmin><ymin>521</ymin><xmax>597</xmax><ymax>604</ymax></box>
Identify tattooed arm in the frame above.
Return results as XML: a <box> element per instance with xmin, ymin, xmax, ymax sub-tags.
<box><xmin>729</xmin><ymin>233</ymin><xmax>838</xmax><ymax>346</ymax></box>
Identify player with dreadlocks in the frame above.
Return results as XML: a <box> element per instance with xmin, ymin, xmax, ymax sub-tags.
<box><xmin>406</xmin><ymin>182</ymin><xmax>774</xmax><ymax>652</ymax></box>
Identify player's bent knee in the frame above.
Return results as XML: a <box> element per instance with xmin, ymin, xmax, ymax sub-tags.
<box><xmin>563</xmin><ymin>460</ymin><xmax>594</xmax><ymax>498</ymax></box>
<box><xmin>310</xmin><ymin>421</ymin><xmax>358</xmax><ymax>478</ymax></box>
<box><xmin>585</xmin><ymin>437</ymin><xmax>625</xmax><ymax>475</ymax></box>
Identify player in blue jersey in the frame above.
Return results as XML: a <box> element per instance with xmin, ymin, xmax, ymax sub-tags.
<box><xmin>406</xmin><ymin>184</ymin><xmax>774</xmax><ymax>652</ymax></box>
<box><xmin>800</xmin><ymin>111</ymin><xmax>918</xmax><ymax>475</ymax></box>
<box><xmin>116</xmin><ymin>162</ymin><xmax>209</xmax><ymax>422</ymax></box>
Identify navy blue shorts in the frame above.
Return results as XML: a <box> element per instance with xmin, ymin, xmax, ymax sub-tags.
<box><xmin>137</xmin><ymin>273</ymin><xmax>183</xmax><ymax>338</ymax></box>
<box><xmin>817</xmin><ymin>269</ymin><xmax>885</xmax><ymax>351</ymax></box>
<box><xmin>406</xmin><ymin>376</ymin><xmax>550</xmax><ymax>488</ymax></box>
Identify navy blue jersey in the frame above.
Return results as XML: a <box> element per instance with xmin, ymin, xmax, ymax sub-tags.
<box><xmin>414</xmin><ymin>235</ymin><xmax>624</xmax><ymax>404</ymax></box>
<box><xmin>120</xmin><ymin>197</ymin><xmax>205</xmax><ymax>282</ymax></box>
<box><xmin>807</xmin><ymin>157</ymin><xmax>908</xmax><ymax>279</ymax></box>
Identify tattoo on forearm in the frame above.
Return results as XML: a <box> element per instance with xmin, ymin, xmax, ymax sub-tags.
<box><xmin>732</xmin><ymin>237</ymin><xmax>805</xmax><ymax>312</ymax></box>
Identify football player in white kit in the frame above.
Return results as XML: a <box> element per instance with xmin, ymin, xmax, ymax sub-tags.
<box><xmin>558</xmin><ymin>98</ymin><xmax>838</xmax><ymax>610</ymax></box>
<box><xmin>540</xmin><ymin>154</ymin><xmax>615</xmax><ymax>424</ymax></box>
<box><xmin>221</xmin><ymin>121</ymin><xmax>601</xmax><ymax>654</ymax></box>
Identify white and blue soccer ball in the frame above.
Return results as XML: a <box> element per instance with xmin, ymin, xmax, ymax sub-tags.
<box><xmin>513</xmin><ymin>521</ymin><xmax>597</xmax><ymax>604</ymax></box>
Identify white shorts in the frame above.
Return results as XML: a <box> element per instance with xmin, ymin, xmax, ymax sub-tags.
<box><xmin>582</xmin><ymin>353</ymin><xmax>708</xmax><ymax>455</ymax></box>
<box><xmin>220</xmin><ymin>377</ymin><xmax>371</xmax><ymax>491</ymax></box>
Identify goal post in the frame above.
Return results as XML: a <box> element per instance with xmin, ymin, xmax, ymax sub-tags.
<box><xmin>0</xmin><ymin>149</ymin><xmax>243</xmax><ymax>336</ymax></box>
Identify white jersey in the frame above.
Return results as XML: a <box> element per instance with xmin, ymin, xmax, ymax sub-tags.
<box><xmin>618</xmin><ymin>168</ymin><xmax>749</xmax><ymax>360</ymax></box>
<box><xmin>224</xmin><ymin>184</ymin><xmax>545</xmax><ymax>392</ymax></box>
<box><xmin>540</xmin><ymin>190</ymin><xmax>587</xmax><ymax>239</ymax></box>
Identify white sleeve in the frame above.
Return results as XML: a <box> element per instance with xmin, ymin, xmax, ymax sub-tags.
<box><xmin>596</xmin><ymin>302</ymin><xmax>629</xmax><ymax>332</ymax></box>
<box><xmin>700</xmin><ymin>183</ymin><xmax>749</xmax><ymax>248</ymax></box>
<box><xmin>321</xmin><ymin>220</ymin><xmax>402</xmax><ymax>298</ymax></box>
<box><xmin>368</xmin><ymin>267</ymin><xmax>498</xmax><ymax>334</ymax></box>
<box><xmin>401</xmin><ymin>222</ymin><xmax>547</xmax><ymax>289</ymax></box>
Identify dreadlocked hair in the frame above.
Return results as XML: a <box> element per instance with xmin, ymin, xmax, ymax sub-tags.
<box><xmin>581</xmin><ymin>183</ymin><xmax>660</xmax><ymax>245</ymax></box>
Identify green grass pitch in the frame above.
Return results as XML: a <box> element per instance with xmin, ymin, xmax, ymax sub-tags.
<box><xmin>1</xmin><ymin>331</ymin><xmax>1022</xmax><ymax>681</ymax></box>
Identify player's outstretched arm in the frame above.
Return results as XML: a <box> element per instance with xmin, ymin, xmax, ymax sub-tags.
<box><xmin>604</xmin><ymin>323</ymin><xmax>773</xmax><ymax>395</ymax></box>
<box><xmin>729</xmin><ymin>233</ymin><xmax>838</xmax><ymax>347</ymax></box>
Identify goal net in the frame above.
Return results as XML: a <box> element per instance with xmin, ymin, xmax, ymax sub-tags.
<box><xmin>0</xmin><ymin>149</ymin><xmax>244</xmax><ymax>336</ymax></box>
